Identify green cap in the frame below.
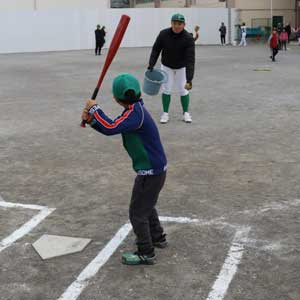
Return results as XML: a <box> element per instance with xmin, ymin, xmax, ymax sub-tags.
<box><xmin>112</xmin><ymin>73</ymin><xmax>141</xmax><ymax>101</ymax></box>
<box><xmin>171</xmin><ymin>13</ymin><xmax>185</xmax><ymax>23</ymax></box>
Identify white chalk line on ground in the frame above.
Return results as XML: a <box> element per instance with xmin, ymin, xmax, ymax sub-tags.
<box><xmin>57</xmin><ymin>216</ymin><xmax>249</xmax><ymax>300</ymax></box>
<box><xmin>0</xmin><ymin>200</ymin><xmax>49</xmax><ymax>211</ymax></box>
<box><xmin>238</xmin><ymin>198</ymin><xmax>300</xmax><ymax>216</ymax></box>
<box><xmin>57</xmin><ymin>223</ymin><xmax>132</xmax><ymax>300</ymax></box>
<box><xmin>0</xmin><ymin>196</ymin><xmax>56</xmax><ymax>253</ymax></box>
<box><xmin>206</xmin><ymin>226</ymin><xmax>250</xmax><ymax>300</ymax></box>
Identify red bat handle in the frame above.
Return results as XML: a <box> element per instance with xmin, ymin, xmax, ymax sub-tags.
<box><xmin>81</xmin><ymin>15</ymin><xmax>131</xmax><ymax>128</ymax></box>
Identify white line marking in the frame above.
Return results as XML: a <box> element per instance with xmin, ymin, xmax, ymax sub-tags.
<box><xmin>159</xmin><ymin>216</ymin><xmax>199</xmax><ymax>223</ymax></box>
<box><xmin>239</xmin><ymin>199</ymin><xmax>300</xmax><ymax>216</ymax></box>
<box><xmin>57</xmin><ymin>223</ymin><xmax>132</xmax><ymax>300</ymax></box>
<box><xmin>58</xmin><ymin>217</ymin><xmax>246</xmax><ymax>300</ymax></box>
<box><xmin>159</xmin><ymin>216</ymin><xmax>232</xmax><ymax>229</ymax></box>
<box><xmin>0</xmin><ymin>200</ymin><xmax>49</xmax><ymax>211</ymax></box>
<box><xmin>0</xmin><ymin>207</ymin><xmax>56</xmax><ymax>253</ymax></box>
<box><xmin>206</xmin><ymin>226</ymin><xmax>250</xmax><ymax>300</ymax></box>
<box><xmin>0</xmin><ymin>195</ymin><xmax>56</xmax><ymax>253</ymax></box>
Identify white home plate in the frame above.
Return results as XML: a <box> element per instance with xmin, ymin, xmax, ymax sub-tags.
<box><xmin>32</xmin><ymin>234</ymin><xmax>92</xmax><ymax>260</ymax></box>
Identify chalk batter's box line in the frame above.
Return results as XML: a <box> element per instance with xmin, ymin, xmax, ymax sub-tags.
<box><xmin>0</xmin><ymin>197</ymin><xmax>56</xmax><ymax>253</ymax></box>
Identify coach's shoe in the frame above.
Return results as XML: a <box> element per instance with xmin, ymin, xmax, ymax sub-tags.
<box><xmin>160</xmin><ymin>112</ymin><xmax>169</xmax><ymax>124</ymax></box>
<box><xmin>183</xmin><ymin>112</ymin><xmax>192</xmax><ymax>123</ymax></box>
<box><xmin>122</xmin><ymin>251</ymin><xmax>156</xmax><ymax>265</ymax></box>
<box><xmin>153</xmin><ymin>234</ymin><xmax>168</xmax><ymax>249</ymax></box>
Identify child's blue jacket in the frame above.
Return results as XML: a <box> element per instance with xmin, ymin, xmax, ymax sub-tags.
<box><xmin>90</xmin><ymin>100</ymin><xmax>167</xmax><ymax>175</ymax></box>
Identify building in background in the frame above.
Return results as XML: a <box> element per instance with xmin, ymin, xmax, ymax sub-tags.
<box><xmin>112</xmin><ymin>0</ymin><xmax>225</xmax><ymax>8</ymax></box>
<box><xmin>227</xmin><ymin>0</ymin><xmax>300</xmax><ymax>29</ymax></box>
<box><xmin>1</xmin><ymin>0</ymin><xmax>298</xmax><ymax>27</ymax></box>
<box><xmin>111</xmin><ymin>0</ymin><xmax>130</xmax><ymax>8</ymax></box>
<box><xmin>132</xmin><ymin>0</ymin><xmax>225</xmax><ymax>8</ymax></box>
<box><xmin>110</xmin><ymin>0</ymin><xmax>300</xmax><ymax>29</ymax></box>
<box><xmin>0</xmin><ymin>0</ymin><xmax>109</xmax><ymax>11</ymax></box>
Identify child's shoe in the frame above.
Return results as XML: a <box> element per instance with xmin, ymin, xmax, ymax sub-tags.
<box><xmin>152</xmin><ymin>234</ymin><xmax>168</xmax><ymax>249</ymax></box>
<box><xmin>122</xmin><ymin>251</ymin><xmax>156</xmax><ymax>265</ymax></box>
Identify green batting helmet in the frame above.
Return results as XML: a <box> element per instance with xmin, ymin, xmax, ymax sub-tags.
<box><xmin>112</xmin><ymin>73</ymin><xmax>141</xmax><ymax>101</ymax></box>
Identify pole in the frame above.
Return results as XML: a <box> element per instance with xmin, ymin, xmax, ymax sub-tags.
<box><xmin>185</xmin><ymin>0</ymin><xmax>192</xmax><ymax>7</ymax></box>
<box><xmin>226</xmin><ymin>0</ymin><xmax>232</xmax><ymax>45</ymax></box>
<box><xmin>296</xmin><ymin>0</ymin><xmax>299</xmax><ymax>28</ymax></box>
<box><xmin>154</xmin><ymin>0</ymin><xmax>160</xmax><ymax>8</ymax></box>
<box><xmin>270</xmin><ymin>0</ymin><xmax>273</xmax><ymax>28</ymax></box>
<box><xmin>129</xmin><ymin>0</ymin><xmax>136</xmax><ymax>8</ymax></box>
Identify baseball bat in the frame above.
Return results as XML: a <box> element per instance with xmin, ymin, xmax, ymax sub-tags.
<box><xmin>81</xmin><ymin>14</ymin><xmax>131</xmax><ymax>127</ymax></box>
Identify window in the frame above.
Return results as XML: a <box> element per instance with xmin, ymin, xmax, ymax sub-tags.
<box><xmin>111</xmin><ymin>0</ymin><xmax>130</xmax><ymax>8</ymax></box>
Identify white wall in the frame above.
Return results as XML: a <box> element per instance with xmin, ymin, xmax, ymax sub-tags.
<box><xmin>0</xmin><ymin>8</ymin><xmax>237</xmax><ymax>54</ymax></box>
<box><xmin>0</xmin><ymin>0</ymin><xmax>109</xmax><ymax>11</ymax></box>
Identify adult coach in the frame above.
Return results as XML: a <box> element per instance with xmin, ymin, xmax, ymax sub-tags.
<box><xmin>148</xmin><ymin>13</ymin><xmax>195</xmax><ymax>124</ymax></box>
<box><xmin>219</xmin><ymin>22</ymin><xmax>227</xmax><ymax>45</ymax></box>
<box><xmin>95</xmin><ymin>24</ymin><xmax>106</xmax><ymax>55</ymax></box>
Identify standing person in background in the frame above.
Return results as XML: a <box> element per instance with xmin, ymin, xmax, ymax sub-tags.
<box><xmin>279</xmin><ymin>29</ymin><xmax>288</xmax><ymax>51</ymax></box>
<box><xmin>285</xmin><ymin>23</ymin><xmax>291</xmax><ymax>43</ymax></box>
<box><xmin>148</xmin><ymin>13</ymin><xmax>195</xmax><ymax>124</ymax></box>
<box><xmin>189</xmin><ymin>25</ymin><xmax>199</xmax><ymax>42</ymax></box>
<box><xmin>269</xmin><ymin>28</ymin><xmax>279</xmax><ymax>62</ymax></box>
<box><xmin>277</xmin><ymin>23</ymin><xmax>283</xmax><ymax>50</ymax></box>
<box><xmin>239</xmin><ymin>22</ymin><xmax>247</xmax><ymax>46</ymax></box>
<box><xmin>296</xmin><ymin>27</ymin><xmax>300</xmax><ymax>46</ymax></box>
<box><xmin>193</xmin><ymin>25</ymin><xmax>200</xmax><ymax>42</ymax></box>
<box><xmin>95</xmin><ymin>24</ymin><xmax>106</xmax><ymax>56</ymax></box>
<box><xmin>219</xmin><ymin>22</ymin><xmax>227</xmax><ymax>45</ymax></box>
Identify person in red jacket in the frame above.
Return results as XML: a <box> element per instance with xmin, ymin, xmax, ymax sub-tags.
<box><xmin>269</xmin><ymin>28</ymin><xmax>279</xmax><ymax>62</ymax></box>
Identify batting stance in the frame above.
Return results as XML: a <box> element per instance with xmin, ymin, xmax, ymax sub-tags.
<box><xmin>82</xmin><ymin>73</ymin><xmax>167</xmax><ymax>265</ymax></box>
<box><xmin>148</xmin><ymin>13</ymin><xmax>195</xmax><ymax>123</ymax></box>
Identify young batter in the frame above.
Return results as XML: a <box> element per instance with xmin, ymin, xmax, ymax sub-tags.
<box><xmin>148</xmin><ymin>13</ymin><xmax>195</xmax><ymax>124</ymax></box>
<box><xmin>81</xmin><ymin>73</ymin><xmax>167</xmax><ymax>265</ymax></box>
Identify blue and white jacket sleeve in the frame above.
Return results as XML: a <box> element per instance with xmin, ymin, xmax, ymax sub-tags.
<box><xmin>88</xmin><ymin>103</ymin><xmax>143</xmax><ymax>136</ymax></box>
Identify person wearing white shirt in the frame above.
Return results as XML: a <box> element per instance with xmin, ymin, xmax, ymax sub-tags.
<box><xmin>239</xmin><ymin>23</ymin><xmax>247</xmax><ymax>46</ymax></box>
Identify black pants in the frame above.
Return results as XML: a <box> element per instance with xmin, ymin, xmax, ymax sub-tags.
<box><xmin>272</xmin><ymin>48</ymin><xmax>278</xmax><ymax>61</ymax></box>
<box><xmin>278</xmin><ymin>40</ymin><xmax>282</xmax><ymax>50</ymax></box>
<box><xmin>221</xmin><ymin>35</ymin><xmax>226</xmax><ymax>45</ymax></box>
<box><xmin>129</xmin><ymin>171</ymin><xmax>166</xmax><ymax>254</ymax></box>
<box><xmin>95</xmin><ymin>41</ymin><xmax>103</xmax><ymax>55</ymax></box>
<box><xmin>281</xmin><ymin>40</ymin><xmax>287</xmax><ymax>50</ymax></box>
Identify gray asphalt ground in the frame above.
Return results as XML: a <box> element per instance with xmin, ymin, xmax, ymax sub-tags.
<box><xmin>0</xmin><ymin>44</ymin><xmax>300</xmax><ymax>300</ymax></box>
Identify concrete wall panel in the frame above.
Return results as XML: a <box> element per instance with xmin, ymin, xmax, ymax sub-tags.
<box><xmin>0</xmin><ymin>8</ymin><xmax>237</xmax><ymax>53</ymax></box>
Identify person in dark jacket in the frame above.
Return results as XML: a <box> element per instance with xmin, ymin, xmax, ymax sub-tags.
<box><xmin>285</xmin><ymin>23</ymin><xmax>291</xmax><ymax>43</ymax></box>
<box><xmin>219</xmin><ymin>22</ymin><xmax>227</xmax><ymax>45</ymax></box>
<box><xmin>295</xmin><ymin>27</ymin><xmax>300</xmax><ymax>46</ymax></box>
<box><xmin>95</xmin><ymin>24</ymin><xmax>106</xmax><ymax>55</ymax></box>
<box><xmin>276</xmin><ymin>23</ymin><xmax>283</xmax><ymax>50</ymax></box>
<box><xmin>81</xmin><ymin>73</ymin><xmax>168</xmax><ymax>265</ymax></box>
<box><xmin>148</xmin><ymin>13</ymin><xmax>195</xmax><ymax>124</ymax></box>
